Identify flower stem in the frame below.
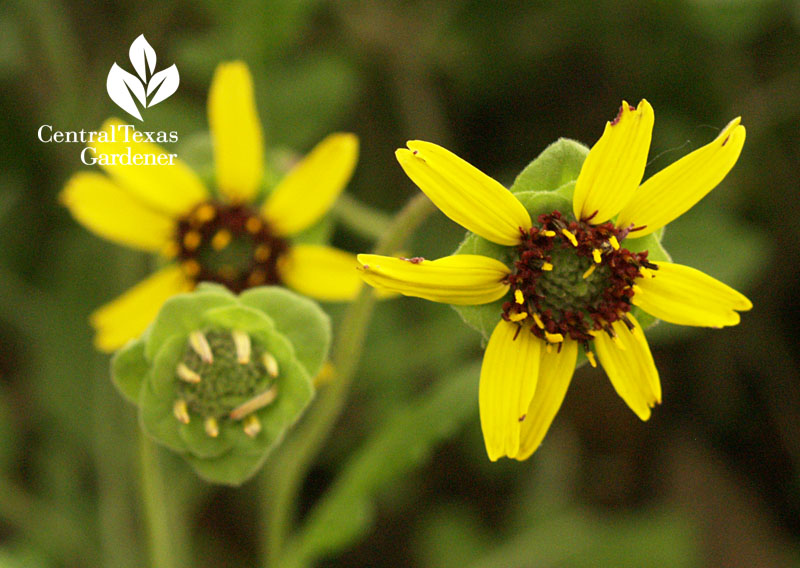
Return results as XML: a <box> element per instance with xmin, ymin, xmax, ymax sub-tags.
<box><xmin>139</xmin><ymin>433</ymin><xmax>179</xmax><ymax>568</ymax></box>
<box><xmin>332</xmin><ymin>194</ymin><xmax>393</xmax><ymax>241</ymax></box>
<box><xmin>262</xmin><ymin>193</ymin><xmax>435</xmax><ymax>567</ymax></box>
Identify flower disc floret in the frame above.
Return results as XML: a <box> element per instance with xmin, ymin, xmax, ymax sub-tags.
<box><xmin>175</xmin><ymin>202</ymin><xmax>289</xmax><ymax>292</ymax></box>
<box><xmin>503</xmin><ymin>211</ymin><xmax>655</xmax><ymax>345</ymax></box>
<box><xmin>176</xmin><ymin>329</ymin><xmax>276</xmax><ymax>420</ymax></box>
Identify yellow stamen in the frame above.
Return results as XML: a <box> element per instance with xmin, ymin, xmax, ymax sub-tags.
<box><xmin>509</xmin><ymin>311</ymin><xmax>528</xmax><ymax>322</ymax></box>
<box><xmin>609</xmin><ymin>235</ymin><xmax>620</xmax><ymax>250</ymax></box>
<box><xmin>173</xmin><ymin>399</ymin><xmax>190</xmax><ymax>424</ymax></box>
<box><xmin>542</xmin><ymin>230</ymin><xmax>556</xmax><ymax>237</ymax></box>
<box><xmin>541</xmin><ymin>262</ymin><xmax>554</xmax><ymax>271</ymax></box>
<box><xmin>247</xmin><ymin>270</ymin><xmax>267</xmax><ymax>286</ymax></box>
<box><xmin>232</xmin><ymin>330</ymin><xmax>251</xmax><ymax>364</ymax></box>
<box><xmin>254</xmin><ymin>244</ymin><xmax>271</xmax><ymax>262</ymax></box>
<box><xmin>189</xmin><ymin>331</ymin><xmax>214</xmax><ymax>364</ymax></box>
<box><xmin>176</xmin><ymin>363</ymin><xmax>202</xmax><ymax>383</ymax></box>
<box><xmin>586</xmin><ymin>351</ymin><xmax>597</xmax><ymax>368</ymax></box>
<box><xmin>182</xmin><ymin>259</ymin><xmax>201</xmax><ymax>277</ymax></box>
<box><xmin>582</xmin><ymin>264</ymin><xmax>597</xmax><ymax>279</ymax></box>
<box><xmin>263</xmin><ymin>353</ymin><xmax>279</xmax><ymax>378</ymax></box>
<box><xmin>229</xmin><ymin>385</ymin><xmax>279</xmax><ymax>420</ymax></box>
<box><xmin>183</xmin><ymin>231</ymin><xmax>202</xmax><ymax>251</ymax></box>
<box><xmin>204</xmin><ymin>417</ymin><xmax>219</xmax><ymax>438</ymax></box>
<box><xmin>532</xmin><ymin>313</ymin><xmax>545</xmax><ymax>329</ymax></box>
<box><xmin>245</xmin><ymin>216</ymin><xmax>263</xmax><ymax>234</ymax></box>
<box><xmin>592</xmin><ymin>248</ymin><xmax>602</xmax><ymax>264</ymax></box>
<box><xmin>211</xmin><ymin>229</ymin><xmax>232</xmax><ymax>251</ymax></box>
<box><xmin>561</xmin><ymin>228</ymin><xmax>578</xmax><ymax>247</ymax></box>
<box><xmin>514</xmin><ymin>289</ymin><xmax>524</xmax><ymax>305</ymax></box>
<box><xmin>243</xmin><ymin>415</ymin><xmax>262</xmax><ymax>438</ymax></box>
<box><xmin>194</xmin><ymin>203</ymin><xmax>216</xmax><ymax>223</ymax></box>
<box><xmin>545</xmin><ymin>331</ymin><xmax>564</xmax><ymax>343</ymax></box>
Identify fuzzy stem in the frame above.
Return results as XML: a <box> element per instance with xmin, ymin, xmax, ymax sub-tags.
<box><xmin>262</xmin><ymin>193</ymin><xmax>435</xmax><ymax>567</ymax></box>
<box><xmin>139</xmin><ymin>433</ymin><xmax>179</xmax><ymax>568</ymax></box>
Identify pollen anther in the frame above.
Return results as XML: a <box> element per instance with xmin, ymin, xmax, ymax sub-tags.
<box><xmin>561</xmin><ymin>229</ymin><xmax>578</xmax><ymax>247</ymax></box>
<box><xmin>541</xmin><ymin>262</ymin><xmax>554</xmax><ymax>271</ymax></box>
<box><xmin>514</xmin><ymin>289</ymin><xmax>524</xmax><ymax>304</ymax></box>
<box><xmin>204</xmin><ymin>417</ymin><xmax>219</xmax><ymax>438</ymax></box>
<box><xmin>229</xmin><ymin>385</ymin><xmax>279</xmax><ymax>420</ymax></box>
<box><xmin>245</xmin><ymin>217</ymin><xmax>263</xmax><ymax>234</ymax></box>
<box><xmin>532</xmin><ymin>313</ymin><xmax>545</xmax><ymax>330</ymax></box>
<box><xmin>609</xmin><ymin>235</ymin><xmax>620</xmax><ymax>250</ymax></box>
<box><xmin>173</xmin><ymin>399</ymin><xmax>190</xmax><ymax>424</ymax></box>
<box><xmin>189</xmin><ymin>331</ymin><xmax>214</xmax><ymax>364</ymax></box>
<box><xmin>586</xmin><ymin>351</ymin><xmax>597</xmax><ymax>368</ymax></box>
<box><xmin>211</xmin><ymin>229</ymin><xmax>232</xmax><ymax>251</ymax></box>
<box><xmin>544</xmin><ymin>331</ymin><xmax>564</xmax><ymax>343</ymax></box>
<box><xmin>509</xmin><ymin>311</ymin><xmax>528</xmax><ymax>322</ymax></box>
<box><xmin>243</xmin><ymin>415</ymin><xmax>262</xmax><ymax>438</ymax></box>
<box><xmin>176</xmin><ymin>363</ymin><xmax>202</xmax><ymax>383</ymax></box>
<box><xmin>582</xmin><ymin>264</ymin><xmax>597</xmax><ymax>280</ymax></box>
<box><xmin>262</xmin><ymin>353</ymin><xmax>279</xmax><ymax>378</ymax></box>
<box><xmin>183</xmin><ymin>231</ymin><xmax>202</xmax><ymax>251</ymax></box>
<box><xmin>232</xmin><ymin>330</ymin><xmax>251</xmax><ymax>364</ymax></box>
<box><xmin>592</xmin><ymin>249</ymin><xmax>602</xmax><ymax>264</ymax></box>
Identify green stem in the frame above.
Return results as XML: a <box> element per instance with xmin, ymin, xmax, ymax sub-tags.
<box><xmin>332</xmin><ymin>194</ymin><xmax>393</xmax><ymax>241</ymax></box>
<box><xmin>262</xmin><ymin>193</ymin><xmax>435</xmax><ymax>567</ymax></box>
<box><xmin>139</xmin><ymin>433</ymin><xmax>178</xmax><ymax>568</ymax></box>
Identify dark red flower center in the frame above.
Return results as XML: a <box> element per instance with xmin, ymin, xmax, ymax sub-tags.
<box><xmin>174</xmin><ymin>202</ymin><xmax>289</xmax><ymax>293</ymax></box>
<box><xmin>502</xmin><ymin>210</ymin><xmax>656</xmax><ymax>347</ymax></box>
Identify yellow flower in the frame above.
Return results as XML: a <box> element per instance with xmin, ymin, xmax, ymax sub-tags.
<box><xmin>61</xmin><ymin>62</ymin><xmax>361</xmax><ymax>352</ymax></box>
<box><xmin>358</xmin><ymin>100</ymin><xmax>752</xmax><ymax>461</ymax></box>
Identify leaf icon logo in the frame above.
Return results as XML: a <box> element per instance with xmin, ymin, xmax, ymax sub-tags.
<box><xmin>106</xmin><ymin>35</ymin><xmax>180</xmax><ymax>121</ymax></box>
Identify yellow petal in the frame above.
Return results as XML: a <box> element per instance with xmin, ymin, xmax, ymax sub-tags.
<box><xmin>573</xmin><ymin>100</ymin><xmax>654</xmax><ymax>223</ymax></box>
<box><xmin>261</xmin><ymin>133</ymin><xmax>358</xmax><ymax>236</ymax></box>
<box><xmin>617</xmin><ymin>118</ymin><xmax>746</xmax><ymax>237</ymax></box>
<box><xmin>280</xmin><ymin>244</ymin><xmax>362</xmax><ymax>302</ymax></box>
<box><xmin>357</xmin><ymin>254</ymin><xmax>510</xmax><ymax>305</ymax></box>
<box><xmin>479</xmin><ymin>320</ymin><xmax>541</xmax><ymax>461</ymax></box>
<box><xmin>208</xmin><ymin>61</ymin><xmax>264</xmax><ymax>203</ymax></box>
<box><xmin>397</xmin><ymin>141</ymin><xmax>531</xmax><ymax>246</ymax></box>
<box><xmin>516</xmin><ymin>339</ymin><xmax>578</xmax><ymax>460</ymax></box>
<box><xmin>61</xmin><ymin>172</ymin><xmax>174</xmax><ymax>252</ymax></box>
<box><xmin>88</xmin><ymin>118</ymin><xmax>208</xmax><ymax>216</ymax></box>
<box><xmin>90</xmin><ymin>265</ymin><xmax>193</xmax><ymax>352</ymax></box>
<box><xmin>632</xmin><ymin>261</ymin><xmax>752</xmax><ymax>327</ymax></box>
<box><xmin>594</xmin><ymin>314</ymin><xmax>660</xmax><ymax>421</ymax></box>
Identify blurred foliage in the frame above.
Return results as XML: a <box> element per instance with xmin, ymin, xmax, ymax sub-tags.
<box><xmin>1</xmin><ymin>0</ymin><xmax>799</xmax><ymax>567</ymax></box>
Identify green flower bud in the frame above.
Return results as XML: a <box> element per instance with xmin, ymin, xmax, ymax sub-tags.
<box><xmin>111</xmin><ymin>283</ymin><xmax>331</xmax><ymax>485</ymax></box>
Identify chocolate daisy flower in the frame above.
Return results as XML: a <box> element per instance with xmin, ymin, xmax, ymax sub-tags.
<box><xmin>358</xmin><ymin>100</ymin><xmax>751</xmax><ymax>461</ymax></box>
<box><xmin>62</xmin><ymin>62</ymin><xmax>360</xmax><ymax>351</ymax></box>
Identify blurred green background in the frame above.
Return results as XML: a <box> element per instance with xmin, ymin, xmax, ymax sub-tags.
<box><xmin>1</xmin><ymin>0</ymin><xmax>799</xmax><ymax>566</ymax></box>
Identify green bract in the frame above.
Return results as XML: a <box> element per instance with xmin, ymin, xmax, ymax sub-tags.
<box><xmin>111</xmin><ymin>283</ymin><xmax>331</xmax><ymax>485</ymax></box>
<box><xmin>452</xmin><ymin>138</ymin><xmax>671</xmax><ymax>345</ymax></box>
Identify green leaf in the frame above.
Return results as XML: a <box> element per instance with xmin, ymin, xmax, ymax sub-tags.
<box><xmin>139</xmin><ymin>378</ymin><xmax>186</xmax><ymax>454</ymax></box>
<box><xmin>110</xmin><ymin>338</ymin><xmax>148</xmax><ymax>404</ymax></box>
<box><xmin>240</xmin><ymin>286</ymin><xmax>332</xmax><ymax>377</ymax></box>
<box><xmin>282</xmin><ymin>362</ymin><xmax>481</xmax><ymax>567</ymax></box>
<box><xmin>145</xmin><ymin>290</ymin><xmax>237</xmax><ymax>360</ymax></box>
<box><xmin>509</xmin><ymin>138</ymin><xmax>588</xmax><ymax>194</ymax></box>
<box><xmin>201</xmin><ymin>304</ymin><xmax>277</xmax><ymax>337</ymax></box>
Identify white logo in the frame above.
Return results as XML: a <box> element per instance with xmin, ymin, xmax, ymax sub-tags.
<box><xmin>106</xmin><ymin>35</ymin><xmax>179</xmax><ymax>122</ymax></box>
